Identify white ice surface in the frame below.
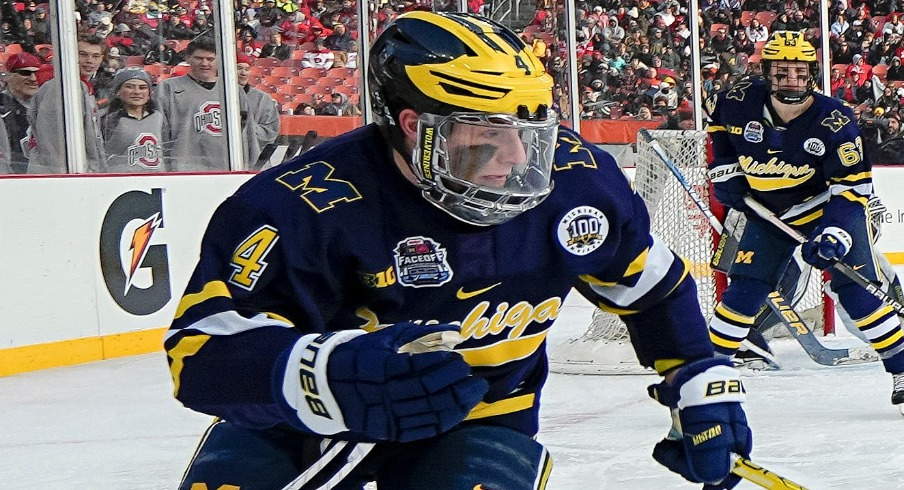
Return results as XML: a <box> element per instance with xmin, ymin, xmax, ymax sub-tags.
<box><xmin>2</xmin><ymin>292</ymin><xmax>903</xmax><ymax>489</ymax></box>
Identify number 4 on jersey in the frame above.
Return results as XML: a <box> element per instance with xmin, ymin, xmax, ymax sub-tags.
<box><xmin>229</xmin><ymin>225</ymin><xmax>279</xmax><ymax>291</ymax></box>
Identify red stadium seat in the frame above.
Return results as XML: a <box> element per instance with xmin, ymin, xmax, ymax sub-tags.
<box><xmin>873</xmin><ymin>63</ymin><xmax>889</xmax><ymax>82</ymax></box>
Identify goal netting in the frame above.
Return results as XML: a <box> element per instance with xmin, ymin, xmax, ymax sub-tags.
<box><xmin>548</xmin><ymin>130</ymin><xmax>832</xmax><ymax>375</ymax></box>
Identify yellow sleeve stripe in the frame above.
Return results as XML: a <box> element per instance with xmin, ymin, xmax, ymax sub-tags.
<box><xmin>830</xmin><ymin>171</ymin><xmax>871</xmax><ymax>183</ymax></box>
<box><xmin>839</xmin><ymin>190</ymin><xmax>869</xmax><ymax>207</ymax></box>
<box><xmin>265</xmin><ymin>312</ymin><xmax>294</xmax><ymax>326</ymax></box>
<box><xmin>174</xmin><ymin>281</ymin><xmax>232</xmax><ymax>320</ymax></box>
<box><xmin>624</xmin><ymin>247</ymin><xmax>650</xmax><ymax>277</ymax></box>
<box><xmin>788</xmin><ymin>209</ymin><xmax>823</xmax><ymax>226</ymax></box>
<box><xmin>167</xmin><ymin>334</ymin><xmax>211</xmax><ymax>396</ymax></box>
<box><xmin>578</xmin><ymin>274</ymin><xmax>617</xmax><ymax>287</ymax></box>
<box><xmin>458</xmin><ymin>331</ymin><xmax>548</xmax><ymax>367</ymax></box>
<box><xmin>465</xmin><ymin>393</ymin><xmax>535</xmax><ymax>420</ymax></box>
<box><xmin>653</xmin><ymin>358</ymin><xmax>686</xmax><ymax>374</ymax></box>
<box><xmin>708</xmin><ymin>125</ymin><xmax>728</xmax><ymax>133</ymax></box>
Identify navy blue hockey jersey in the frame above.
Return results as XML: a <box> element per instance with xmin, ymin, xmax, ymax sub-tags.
<box><xmin>706</xmin><ymin>78</ymin><xmax>872</xmax><ymax>229</ymax></box>
<box><xmin>165</xmin><ymin>124</ymin><xmax>713</xmax><ymax>438</ymax></box>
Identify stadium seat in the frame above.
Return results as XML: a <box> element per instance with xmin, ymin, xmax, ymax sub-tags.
<box><xmin>756</xmin><ymin>11</ymin><xmax>777</xmax><ymax>25</ymax></box>
<box><xmin>270</xmin><ymin>66</ymin><xmax>294</xmax><ymax>78</ymax></box>
<box><xmin>4</xmin><ymin>44</ymin><xmax>22</xmax><ymax>55</ymax></box>
<box><xmin>263</xmin><ymin>75</ymin><xmax>288</xmax><ymax>86</ymax></box>
<box><xmin>740</xmin><ymin>11</ymin><xmax>756</xmax><ymax>25</ymax></box>
<box><xmin>710</xmin><ymin>23</ymin><xmax>728</xmax><ymax>36</ymax></box>
<box><xmin>299</xmin><ymin>67</ymin><xmax>325</xmax><ymax>79</ymax></box>
<box><xmin>256</xmin><ymin>57</ymin><xmax>281</xmax><ymax>68</ymax></box>
<box><xmin>873</xmin><ymin>64</ymin><xmax>889</xmax><ymax>82</ymax></box>
<box><xmin>124</xmin><ymin>56</ymin><xmax>145</xmax><ymax>67</ymax></box>
<box><xmin>143</xmin><ymin>63</ymin><xmax>163</xmax><ymax>77</ymax></box>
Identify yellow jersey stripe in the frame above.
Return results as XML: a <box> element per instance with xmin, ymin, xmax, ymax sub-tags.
<box><xmin>174</xmin><ymin>281</ymin><xmax>231</xmax><ymax>320</ymax></box>
<box><xmin>168</xmin><ymin>334</ymin><xmax>211</xmax><ymax>396</ymax></box>
<box><xmin>465</xmin><ymin>393</ymin><xmax>535</xmax><ymax>420</ymax></box>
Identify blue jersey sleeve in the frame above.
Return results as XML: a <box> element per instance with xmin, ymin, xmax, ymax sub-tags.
<box><xmin>164</xmin><ymin>194</ymin><xmax>325</xmax><ymax>432</ymax></box>
<box><xmin>558</xmin><ymin>131</ymin><xmax>714</xmax><ymax>373</ymax></box>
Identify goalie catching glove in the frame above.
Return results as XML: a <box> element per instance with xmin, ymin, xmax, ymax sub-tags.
<box><xmin>648</xmin><ymin>358</ymin><xmax>752</xmax><ymax>487</ymax></box>
<box><xmin>801</xmin><ymin>225</ymin><xmax>852</xmax><ymax>270</ymax></box>
<box><xmin>283</xmin><ymin>322</ymin><xmax>488</xmax><ymax>443</ymax></box>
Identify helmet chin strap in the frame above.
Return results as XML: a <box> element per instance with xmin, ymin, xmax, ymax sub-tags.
<box><xmin>771</xmin><ymin>89</ymin><xmax>810</xmax><ymax>105</ymax></box>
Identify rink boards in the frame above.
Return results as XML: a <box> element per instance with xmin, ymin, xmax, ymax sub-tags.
<box><xmin>2</xmin><ymin>167</ymin><xmax>904</xmax><ymax>376</ymax></box>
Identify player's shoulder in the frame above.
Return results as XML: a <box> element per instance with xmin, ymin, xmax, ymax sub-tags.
<box><xmin>706</xmin><ymin>78</ymin><xmax>768</xmax><ymax>119</ymax></box>
<box><xmin>547</xmin><ymin>126</ymin><xmax>637</xmax><ymax>212</ymax></box>
<box><xmin>233</xmin><ymin>125</ymin><xmax>386</xmax><ymax>212</ymax></box>
<box><xmin>807</xmin><ymin>93</ymin><xmax>861</xmax><ymax>138</ymax></box>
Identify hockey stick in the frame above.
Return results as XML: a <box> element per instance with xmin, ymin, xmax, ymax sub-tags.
<box><xmin>668</xmin><ymin>410</ymin><xmax>810</xmax><ymax>489</ymax></box>
<box><xmin>744</xmin><ymin>195</ymin><xmax>904</xmax><ymax>318</ymax></box>
<box><xmin>638</xmin><ymin>129</ymin><xmax>860</xmax><ymax>367</ymax></box>
<box><xmin>765</xmin><ymin>291</ymin><xmax>878</xmax><ymax>365</ymax></box>
<box><xmin>733</xmin><ymin>456</ymin><xmax>810</xmax><ymax>490</ymax></box>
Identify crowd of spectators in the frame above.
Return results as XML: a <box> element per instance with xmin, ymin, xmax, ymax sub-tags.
<box><xmin>8</xmin><ymin>0</ymin><xmax>904</xmax><ymax>164</ymax></box>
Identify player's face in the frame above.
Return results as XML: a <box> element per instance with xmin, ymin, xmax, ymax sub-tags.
<box><xmin>769</xmin><ymin>61</ymin><xmax>810</xmax><ymax>92</ymax></box>
<box><xmin>236</xmin><ymin>63</ymin><xmax>251</xmax><ymax>86</ymax></box>
<box><xmin>117</xmin><ymin>79</ymin><xmax>150</xmax><ymax>109</ymax></box>
<box><xmin>188</xmin><ymin>49</ymin><xmax>218</xmax><ymax>82</ymax></box>
<box><xmin>77</xmin><ymin>42</ymin><xmax>104</xmax><ymax>77</ymax></box>
<box><xmin>445</xmin><ymin>120</ymin><xmax>528</xmax><ymax>188</ymax></box>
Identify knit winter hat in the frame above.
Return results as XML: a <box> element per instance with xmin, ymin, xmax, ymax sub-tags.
<box><xmin>112</xmin><ymin>68</ymin><xmax>153</xmax><ymax>91</ymax></box>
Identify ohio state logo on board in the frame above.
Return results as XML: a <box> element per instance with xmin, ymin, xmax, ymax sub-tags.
<box><xmin>193</xmin><ymin>101</ymin><xmax>222</xmax><ymax>135</ymax></box>
<box><xmin>127</xmin><ymin>133</ymin><xmax>161</xmax><ymax>168</ymax></box>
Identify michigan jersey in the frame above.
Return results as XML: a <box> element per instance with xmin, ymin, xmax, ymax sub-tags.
<box><xmin>165</xmin><ymin>124</ymin><xmax>713</xmax><ymax>438</ymax></box>
<box><xmin>706</xmin><ymin>78</ymin><xmax>872</xmax><ymax>230</ymax></box>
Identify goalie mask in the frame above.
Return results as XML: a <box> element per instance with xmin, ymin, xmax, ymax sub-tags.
<box><xmin>761</xmin><ymin>31</ymin><xmax>819</xmax><ymax>105</ymax></box>
<box><xmin>368</xmin><ymin>11</ymin><xmax>557</xmax><ymax>226</ymax></box>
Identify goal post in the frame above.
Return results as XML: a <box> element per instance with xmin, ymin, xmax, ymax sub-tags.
<box><xmin>548</xmin><ymin>130</ymin><xmax>833</xmax><ymax>375</ymax></box>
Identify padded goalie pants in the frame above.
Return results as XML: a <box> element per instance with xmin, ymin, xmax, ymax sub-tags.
<box><xmin>179</xmin><ymin>420</ymin><xmax>553</xmax><ymax>490</ymax></box>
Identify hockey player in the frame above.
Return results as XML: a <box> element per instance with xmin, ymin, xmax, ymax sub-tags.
<box><xmin>706</xmin><ymin>31</ymin><xmax>904</xmax><ymax>407</ymax></box>
<box><xmin>167</xmin><ymin>12</ymin><xmax>751</xmax><ymax>489</ymax></box>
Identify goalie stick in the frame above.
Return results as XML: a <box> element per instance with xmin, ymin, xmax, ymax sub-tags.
<box><xmin>637</xmin><ymin>129</ymin><xmax>876</xmax><ymax>367</ymax></box>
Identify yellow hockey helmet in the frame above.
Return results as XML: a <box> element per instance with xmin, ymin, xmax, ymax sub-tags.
<box><xmin>761</xmin><ymin>31</ymin><xmax>819</xmax><ymax>104</ymax></box>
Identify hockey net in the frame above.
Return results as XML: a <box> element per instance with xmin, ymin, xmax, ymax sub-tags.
<box><xmin>549</xmin><ymin>130</ymin><xmax>833</xmax><ymax>375</ymax></box>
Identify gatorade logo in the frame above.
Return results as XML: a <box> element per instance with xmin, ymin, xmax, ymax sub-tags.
<box><xmin>99</xmin><ymin>188</ymin><xmax>172</xmax><ymax>315</ymax></box>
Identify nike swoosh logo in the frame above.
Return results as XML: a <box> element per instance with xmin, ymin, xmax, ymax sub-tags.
<box><xmin>456</xmin><ymin>282</ymin><xmax>501</xmax><ymax>300</ymax></box>
<box><xmin>853</xmin><ymin>264</ymin><xmax>866</xmax><ymax>271</ymax></box>
<box><xmin>0</xmin><ymin>111</ymin><xmax>10</xmax><ymax>118</ymax></box>
<box><xmin>174</xmin><ymin>89</ymin><xmax>185</xmax><ymax>94</ymax></box>
<box><xmin>766</xmin><ymin>149</ymin><xmax>782</xmax><ymax>154</ymax></box>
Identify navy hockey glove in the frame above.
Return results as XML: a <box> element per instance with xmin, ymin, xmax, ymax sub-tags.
<box><xmin>708</xmin><ymin>162</ymin><xmax>749</xmax><ymax>211</ymax></box>
<box><xmin>648</xmin><ymin>358</ymin><xmax>751</xmax><ymax>486</ymax></box>
<box><xmin>326</xmin><ymin>323</ymin><xmax>488</xmax><ymax>443</ymax></box>
<box><xmin>801</xmin><ymin>226</ymin><xmax>852</xmax><ymax>270</ymax></box>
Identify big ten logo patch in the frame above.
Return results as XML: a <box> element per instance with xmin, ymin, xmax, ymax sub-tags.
<box><xmin>99</xmin><ymin>188</ymin><xmax>171</xmax><ymax>315</ymax></box>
